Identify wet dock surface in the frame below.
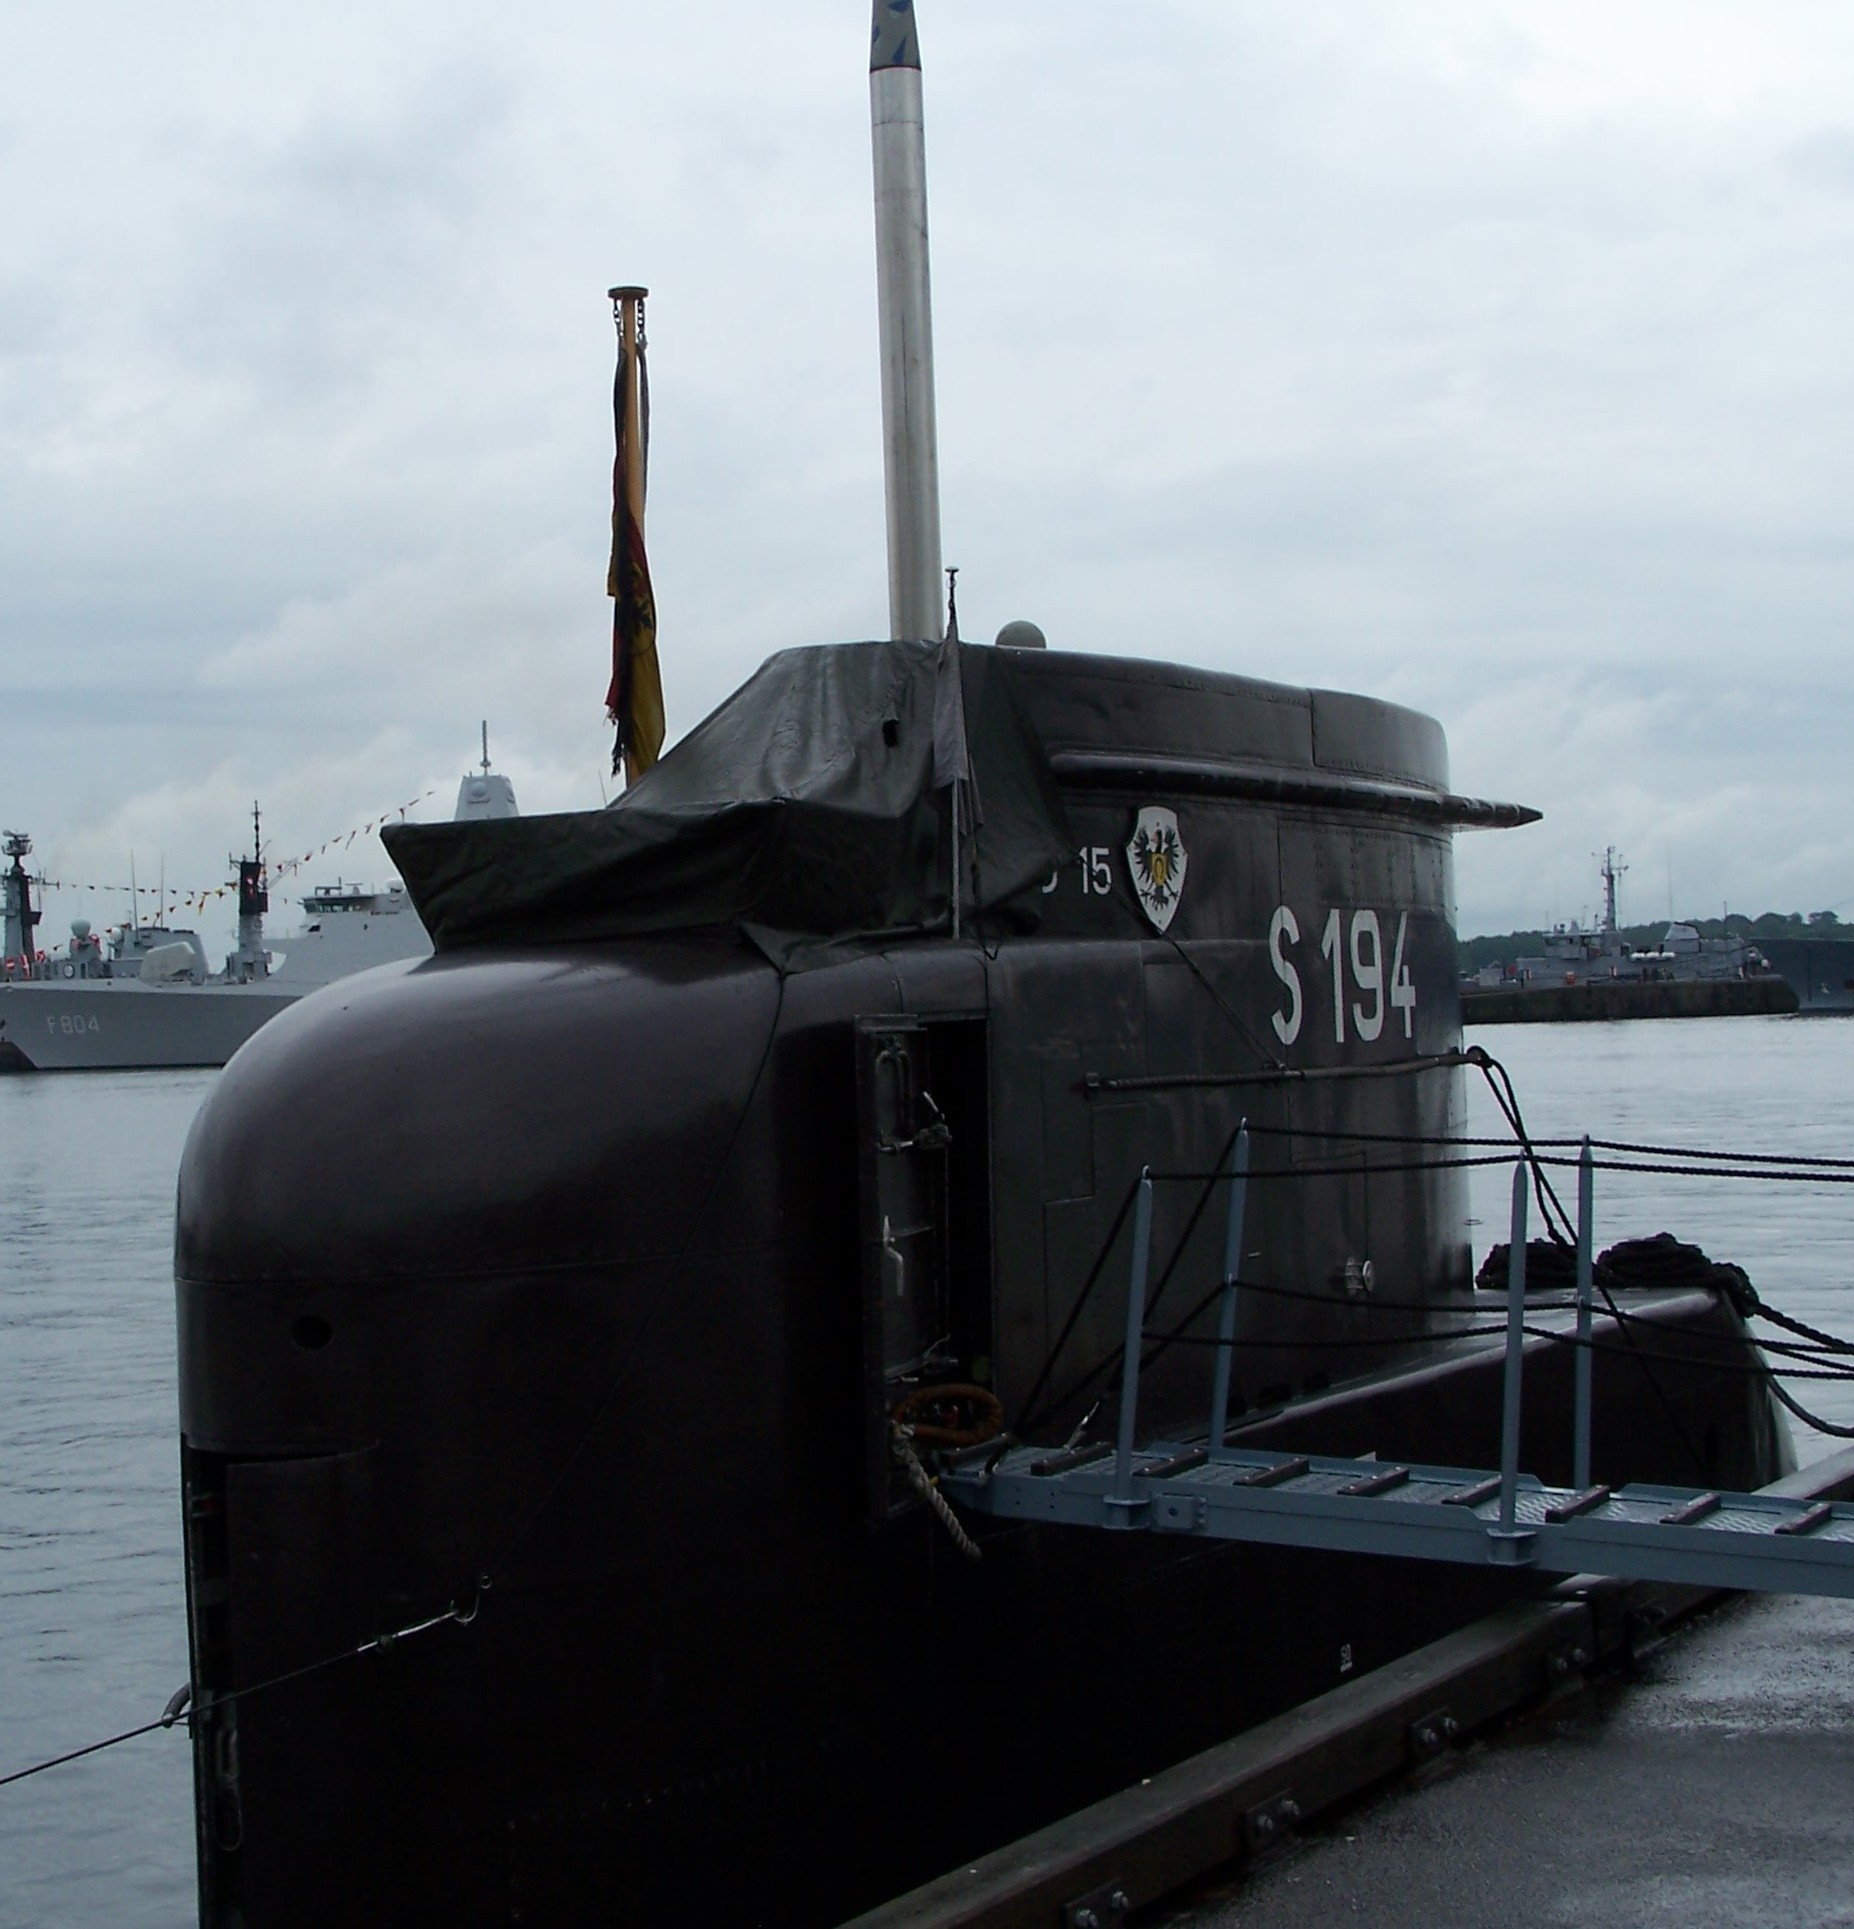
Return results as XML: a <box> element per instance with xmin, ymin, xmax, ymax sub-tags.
<box><xmin>1161</xmin><ymin>1592</ymin><xmax>1854</xmax><ymax>1927</ymax></box>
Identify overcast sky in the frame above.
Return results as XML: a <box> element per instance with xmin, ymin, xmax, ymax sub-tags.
<box><xmin>5</xmin><ymin>0</ymin><xmax>1853</xmax><ymax>952</ymax></box>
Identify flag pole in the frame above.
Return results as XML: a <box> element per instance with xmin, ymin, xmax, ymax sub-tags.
<box><xmin>612</xmin><ymin>286</ymin><xmax>647</xmax><ymax>539</ymax></box>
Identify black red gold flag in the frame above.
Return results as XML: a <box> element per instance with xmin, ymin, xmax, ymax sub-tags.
<box><xmin>605</xmin><ymin>288</ymin><xmax>664</xmax><ymax>782</ymax></box>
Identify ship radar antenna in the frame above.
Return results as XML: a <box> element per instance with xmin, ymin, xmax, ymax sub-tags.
<box><xmin>233</xmin><ymin>801</ymin><xmax>265</xmax><ymax>878</ymax></box>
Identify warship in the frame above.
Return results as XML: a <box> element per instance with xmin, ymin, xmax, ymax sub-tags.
<box><xmin>0</xmin><ymin>740</ymin><xmax>516</xmax><ymax>1072</ymax></box>
<box><xmin>1465</xmin><ymin>848</ymin><xmax>1775</xmax><ymax>992</ymax></box>
<box><xmin>171</xmin><ymin>7</ymin><xmax>1790</xmax><ymax>1924</ymax></box>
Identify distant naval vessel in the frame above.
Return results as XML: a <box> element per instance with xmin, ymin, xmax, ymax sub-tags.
<box><xmin>1464</xmin><ymin>847</ymin><xmax>1777</xmax><ymax>992</ymax></box>
<box><xmin>0</xmin><ymin>739</ymin><xmax>517</xmax><ymax>1072</ymax></box>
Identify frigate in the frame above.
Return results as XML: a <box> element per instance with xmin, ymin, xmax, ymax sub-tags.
<box><xmin>0</xmin><ymin>742</ymin><xmax>516</xmax><ymax>1071</ymax></box>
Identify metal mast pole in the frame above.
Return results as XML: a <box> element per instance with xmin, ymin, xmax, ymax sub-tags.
<box><xmin>870</xmin><ymin>0</ymin><xmax>944</xmax><ymax>642</ymax></box>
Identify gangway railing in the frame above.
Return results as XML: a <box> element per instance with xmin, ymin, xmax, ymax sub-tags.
<box><xmin>940</xmin><ymin>1132</ymin><xmax>1854</xmax><ymax>1601</ymax></box>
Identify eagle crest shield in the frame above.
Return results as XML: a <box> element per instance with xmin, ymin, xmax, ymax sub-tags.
<box><xmin>1126</xmin><ymin>806</ymin><xmax>1188</xmax><ymax>932</ymax></box>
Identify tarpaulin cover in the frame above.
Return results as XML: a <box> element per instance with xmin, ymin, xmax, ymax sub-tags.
<box><xmin>382</xmin><ymin>640</ymin><xmax>1072</xmax><ymax>968</ymax></box>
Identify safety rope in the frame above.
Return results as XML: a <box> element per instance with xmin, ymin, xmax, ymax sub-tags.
<box><xmin>890</xmin><ymin>1425</ymin><xmax>983</xmax><ymax>1561</ymax></box>
<box><xmin>1016</xmin><ymin>1036</ymin><xmax>1854</xmax><ymax>1459</ymax></box>
<box><xmin>0</xmin><ymin>1591</ymin><xmax>481</xmax><ymax>1792</ymax></box>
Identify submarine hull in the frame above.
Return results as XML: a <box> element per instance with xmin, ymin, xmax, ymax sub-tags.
<box><xmin>175</xmin><ymin>651</ymin><xmax>1786</xmax><ymax>1924</ymax></box>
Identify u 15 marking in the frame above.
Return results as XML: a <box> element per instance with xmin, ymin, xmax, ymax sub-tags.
<box><xmin>1042</xmin><ymin>846</ymin><xmax>1114</xmax><ymax>895</ymax></box>
<box><xmin>1273</xmin><ymin>907</ymin><xmax>1415</xmax><ymax>1047</ymax></box>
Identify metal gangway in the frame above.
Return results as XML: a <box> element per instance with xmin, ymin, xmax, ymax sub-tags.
<box><xmin>940</xmin><ymin>1131</ymin><xmax>1854</xmax><ymax>1599</ymax></box>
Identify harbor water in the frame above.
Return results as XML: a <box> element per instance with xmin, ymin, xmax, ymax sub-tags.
<box><xmin>3</xmin><ymin>1018</ymin><xmax>1853</xmax><ymax>1926</ymax></box>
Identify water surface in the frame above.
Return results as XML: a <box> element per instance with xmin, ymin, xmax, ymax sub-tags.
<box><xmin>1</xmin><ymin>1073</ymin><xmax>207</xmax><ymax>1929</ymax></box>
<box><xmin>1463</xmin><ymin>1016</ymin><xmax>1854</xmax><ymax>1440</ymax></box>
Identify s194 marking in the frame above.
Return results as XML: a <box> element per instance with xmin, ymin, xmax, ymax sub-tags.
<box><xmin>1272</xmin><ymin>907</ymin><xmax>1415</xmax><ymax>1048</ymax></box>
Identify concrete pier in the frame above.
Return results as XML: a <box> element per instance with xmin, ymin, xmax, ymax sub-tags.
<box><xmin>1168</xmin><ymin>1590</ymin><xmax>1854</xmax><ymax>1927</ymax></box>
<box><xmin>849</xmin><ymin>1455</ymin><xmax>1854</xmax><ymax>1929</ymax></box>
<box><xmin>1462</xmin><ymin>979</ymin><xmax>1796</xmax><ymax>1024</ymax></box>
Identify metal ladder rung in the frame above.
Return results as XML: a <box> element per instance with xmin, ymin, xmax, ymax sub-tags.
<box><xmin>1543</xmin><ymin>1485</ymin><xmax>1612</xmax><ymax>1524</ymax></box>
<box><xmin>1338</xmin><ymin>1465</ymin><xmax>1410</xmax><ymax>1498</ymax></box>
<box><xmin>1237</xmin><ymin>1456</ymin><xmax>1311</xmax><ymax>1489</ymax></box>
<box><xmin>1029</xmin><ymin>1442</ymin><xmax>1112</xmax><ymax>1478</ymax></box>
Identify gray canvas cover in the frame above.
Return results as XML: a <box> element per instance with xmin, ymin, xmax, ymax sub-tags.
<box><xmin>383</xmin><ymin>640</ymin><xmax>1072</xmax><ymax>967</ymax></box>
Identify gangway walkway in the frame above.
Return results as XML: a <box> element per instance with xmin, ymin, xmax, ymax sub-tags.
<box><xmin>938</xmin><ymin>1131</ymin><xmax>1854</xmax><ymax>1602</ymax></box>
<box><xmin>939</xmin><ymin>1440</ymin><xmax>1854</xmax><ymax>1599</ymax></box>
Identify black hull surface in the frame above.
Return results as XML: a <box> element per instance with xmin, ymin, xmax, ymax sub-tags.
<box><xmin>174</xmin><ymin>649</ymin><xmax>1786</xmax><ymax>1926</ymax></box>
<box><xmin>1756</xmin><ymin>936</ymin><xmax>1854</xmax><ymax>1014</ymax></box>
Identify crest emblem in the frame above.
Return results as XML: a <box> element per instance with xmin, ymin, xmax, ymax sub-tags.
<box><xmin>1126</xmin><ymin>806</ymin><xmax>1188</xmax><ymax>932</ymax></box>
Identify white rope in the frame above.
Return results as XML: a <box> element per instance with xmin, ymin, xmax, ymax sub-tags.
<box><xmin>891</xmin><ymin>1425</ymin><xmax>983</xmax><ymax>1561</ymax></box>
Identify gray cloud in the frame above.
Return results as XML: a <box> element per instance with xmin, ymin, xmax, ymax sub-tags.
<box><xmin>4</xmin><ymin>0</ymin><xmax>1853</xmax><ymax>954</ymax></box>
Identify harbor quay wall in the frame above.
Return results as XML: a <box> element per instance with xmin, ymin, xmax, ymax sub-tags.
<box><xmin>1462</xmin><ymin>978</ymin><xmax>1797</xmax><ymax>1025</ymax></box>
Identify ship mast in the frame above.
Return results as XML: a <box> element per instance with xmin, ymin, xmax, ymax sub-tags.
<box><xmin>2</xmin><ymin>831</ymin><xmax>41</xmax><ymax>968</ymax></box>
<box><xmin>870</xmin><ymin>0</ymin><xmax>944</xmax><ymax>642</ymax></box>
<box><xmin>1600</xmin><ymin>846</ymin><xmax>1627</xmax><ymax>938</ymax></box>
<box><xmin>231</xmin><ymin>802</ymin><xmax>270</xmax><ymax>981</ymax></box>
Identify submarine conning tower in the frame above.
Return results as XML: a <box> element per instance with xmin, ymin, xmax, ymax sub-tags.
<box><xmin>172</xmin><ymin>636</ymin><xmax>1572</xmax><ymax>1927</ymax></box>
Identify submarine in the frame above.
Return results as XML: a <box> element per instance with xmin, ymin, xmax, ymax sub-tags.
<box><xmin>173</xmin><ymin>5</ymin><xmax>1789</xmax><ymax>1923</ymax></box>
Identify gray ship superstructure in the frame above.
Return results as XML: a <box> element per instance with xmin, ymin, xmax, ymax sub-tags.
<box><xmin>0</xmin><ymin>741</ymin><xmax>518</xmax><ymax>1071</ymax></box>
<box><xmin>1468</xmin><ymin>847</ymin><xmax>1772</xmax><ymax>992</ymax></box>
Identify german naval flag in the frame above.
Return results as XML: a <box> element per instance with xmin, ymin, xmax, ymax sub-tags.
<box><xmin>605</xmin><ymin>286</ymin><xmax>664</xmax><ymax>783</ymax></box>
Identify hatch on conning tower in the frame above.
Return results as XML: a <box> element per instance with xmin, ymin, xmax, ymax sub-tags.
<box><xmin>856</xmin><ymin>1014</ymin><xmax>993</xmax><ymax>1524</ymax></box>
<box><xmin>453</xmin><ymin>721</ymin><xmax>519</xmax><ymax>822</ymax></box>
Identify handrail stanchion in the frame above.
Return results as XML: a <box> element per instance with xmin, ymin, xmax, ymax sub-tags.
<box><xmin>1207</xmin><ymin>1123</ymin><xmax>1251</xmax><ymax>1460</ymax></box>
<box><xmin>1497</xmin><ymin>1161</ymin><xmax>1529</xmax><ymax>1544</ymax></box>
<box><xmin>1110</xmin><ymin>1169</ymin><xmax>1155</xmax><ymax>1510</ymax></box>
<box><xmin>1574</xmin><ymin>1137</ymin><xmax>1595</xmax><ymax>1494</ymax></box>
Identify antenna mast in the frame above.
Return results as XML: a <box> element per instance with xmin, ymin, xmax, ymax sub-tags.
<box><xmin>2</xmin><ymin>831</ymin><xmax>42</xmax><ymax>967</ymax></box>
<box><xmin>870</xmin><ymin>0</ymin><xmax>945</xmax><ymax>641</ymax></box>
<box><xmin>1599</xmin><ymin>846</ymin><xmax>1628</xmax><ymax>937</ymax></box>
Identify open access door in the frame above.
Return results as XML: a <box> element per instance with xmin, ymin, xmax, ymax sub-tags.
<box><xmin>855</xmin><ymin>1017</ymin><xmax>991</xmax><ymax>1523</ymax></box>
